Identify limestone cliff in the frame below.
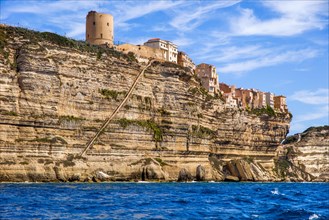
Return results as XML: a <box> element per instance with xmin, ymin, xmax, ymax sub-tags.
<box><xmin>278</xmin><ymin>126</ymin><xmax>329</xmax><ymax>182</ymax></box>
<box><xmin>0</xmin><ymin>26</ymin><xmax>297</xmax><ymax>182</ymax></box>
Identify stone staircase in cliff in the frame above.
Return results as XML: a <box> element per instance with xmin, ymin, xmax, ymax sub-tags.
<box><xmin>80</xmin><ymin>59</ymin><xmax>155</xmax><ymax>157</ymax></box>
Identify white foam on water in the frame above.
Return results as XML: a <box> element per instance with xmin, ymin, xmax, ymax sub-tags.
<box><xmin>271</xmin><ymin>188</ymin><xmax>279</xmax><ymax>195</ymax></box>
<box><xmin>309</xmin><ymin>214</ymin><xmax>319</xmax><ymax>220</ymax></box>
<box><xmin>271</xmin><ymin>188</ymin><xmax>285</xmax><ymax>195</ymax></box>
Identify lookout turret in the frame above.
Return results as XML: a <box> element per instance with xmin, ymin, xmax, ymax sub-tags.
<box><xmin>86</xmin><ymin>11</ymin><xmax>113</xmax><ymax>46</ymax></box>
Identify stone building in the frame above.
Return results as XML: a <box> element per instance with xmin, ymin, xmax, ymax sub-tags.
<box><xmin>177</xmin><ymin>51</ymin><xmax>195</xmax><ymax>72</ymax></box>
<box><xmin>219</xmin><ymin>83</ymin><xmax>235</xmax><ymax>95</ymax></box>
<box><xmin>195</xmin><ymin>63</ymin><xmax>219</xmax><ymax>95</ymax></box>
<box><xmin>258</xmin><ymin>92</ymin><xmax>267</xmax><ymax>108</ymax></box>
<box><xmin>235</xmin><ymin>88</ymin><xmax>253</xmax><ymax>109</ymax></box>
<box><xmin>116</xmin><ymin>44</ymin><xmax>165</xmax><ymax>63</ymax></box>
<box><xmin>144</xmin><ymin>38</ymin><xmax>178</xmax><ymax>63</ymax></box>
<box><xmin>234</xmin><ymin>89</ymin><xmax>243</xmax><ymax>108</ymax></box>
<box><xmin>274</xmin><ymin>95</ymin><xmax>288</xmax><ymax>112</ymax></box>
<box><xmin>251</xmin><ymin>89</ymin><xmax>263</xmax><ymax>109</ymax></box>
<box><xmin>242</xmin><ymin>89</ymin><xmax>253</xmax><ymax>109</ymax></box>
<box><xmin>265</xmin><ymin>92</ymin><xmax>274</xmax><ymax>108</ymax></box>
<box><xmin>86</xmin><ymin>11</ymin><xmax>114</xmax><ymax>46</ymax></box>
<box><xmin>219</xmin><ymin>83</ymin><xmax>237</xmax><ymax>108</ymax></box>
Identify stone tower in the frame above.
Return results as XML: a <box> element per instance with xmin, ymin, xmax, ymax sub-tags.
<box><xmin>86</xmin><ymin>11</ymin><xmax>114</xmax><ymax>46</ymax></box>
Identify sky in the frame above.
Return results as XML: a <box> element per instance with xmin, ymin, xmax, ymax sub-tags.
<box><xmin>0</xmin><ymin>0</ymin><xmax>328</xmax><ymax>134</ymax></box>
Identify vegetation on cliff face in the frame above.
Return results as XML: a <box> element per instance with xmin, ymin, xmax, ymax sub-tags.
<box><xmin>0</xmin><ymin>26</ymin><xmax>136</xmax><ymax>62</ymax></box>
<box><xmin>192</xmin><ymin>125</ymin><xmax>216</xmax><ymax>138</ymax></box>
<box><xmin>59</xmin><ymin>115</ymin><xmax>85</xmax><ymax>122</ymax></box>
<box><xmin>15</xmin><ymin>136</ymin><xmax>67</xmax><ymax>144</ymax></box>
<box><xmin>274</xmin><ymin>158</ymin><xmax>292</xmax><ymax>178</ymax></box>
<box><xmin>249</xmin><ymin>105</ymin><xmax>276</xmax><ymax>117</ymax></box>
<box><xmin>117</xmin><ymin>118</ymin><xmax>163</xmax><ymax>142</ymax></box>
<box><xmin>99</xmin><ymin>89</ymin><xmax>126</xmax><ymax>101</ymax></box>
<box><xmin>0</xmin><ymin>110</ymin><xmax>18</xmax><ymax>116</ymax></box>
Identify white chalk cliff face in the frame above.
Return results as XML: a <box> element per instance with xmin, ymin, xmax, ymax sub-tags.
<box><xmin>3</xmin><ymin>25</ymin><xmax>326</xmax><ymax>183</ymax></box>
<box><xmin>279</xmin><ymin>126</ymin><xmax>329</xmax><ymax>182</ymax></box>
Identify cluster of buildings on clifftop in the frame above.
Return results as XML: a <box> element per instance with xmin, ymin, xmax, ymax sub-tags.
<box><xmin>85</xmin><ymin>11</ymin><xmax>288</xmax><ymax>113</ymax></box>
<box><xmin>219</xmin><ymin>83</ymin><xmax>287</xmax><ymax>112</ymax></box>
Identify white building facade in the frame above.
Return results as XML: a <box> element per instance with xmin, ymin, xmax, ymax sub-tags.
<box><xmin>265</xmin><ymin>92</ymin><xmax>274</xmax><ymax>108</ymax></box>
<box><xmin>144</xmin><ymin>38</ymin><xmax>178</xmax><ymax>63</ymax></box>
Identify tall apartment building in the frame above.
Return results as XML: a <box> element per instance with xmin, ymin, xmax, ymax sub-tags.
<box><xmin>86</xmin><ymin>11</ymin><xmax>114</xmax><ymax>46</ymax></box>
<box><xmin>195</xmin><ymin>63</ymin><xmax>219</xmax><ymax>95</ymax></box>
<box><xmin>265</xmin><ymin>92</ymin><xmax>274</xmax><ymax>108</ymax></box>
<box><xmin>258</xmin><ymin>92</ymin><xmax>267</xmax><ymax>108</ymax></box>
<box><xmin>144</xmin><ymin>38</ymin><xmax>178</xmax><ymax>63</ymax></box>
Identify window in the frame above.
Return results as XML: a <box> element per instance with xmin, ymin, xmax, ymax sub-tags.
<box><xmin>101</xmin><ymin>33</ymin><xmax>103</xmax><ymax>38</ymax></box>
<box><xmin>87</xmin><ymin>34</ymin><xmax>89</xmax><ymax>38</ymax></box>
<box><xmin>93</xmin><ymin>22</ymin><xmax>95</xmax><ymax>25</ymax></box>
<box><xmin>107</xmin><ymin>22</ymin><xmax>109</xmax><ymax>26</ymax></box>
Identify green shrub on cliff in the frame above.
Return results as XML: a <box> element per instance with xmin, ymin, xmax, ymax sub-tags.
<box><xmin>192</xmin><ymin>125</ymin><xmax>216</xmax><ymax>138</ymax></box>
<box><xmin>0</xmin><ymin>26</ymin><xmax>137</xmax><ymax>63</ymax></box>
<box><xmin>274</xmin><ymin>158</ymin><xmax>291</xmax><ymax>178</ymax></box>
<box><xmin>1</xmin><ymin>110</ymin><xmax>18</xmax><ymax>116</ymax></box>
<box><xmin>59</xmin><ymin>115</ymin><xmax>85</xmax><ymax>122</ymax></box>
<box><xmin>117</xmin><ymin>118</ymin><xmax>163</xmax><ymax>142</ymax></box>
<box><xmin>249</xmin><ymin>105</ymin><xmax>276</xmax><ymax>117</ymax></box>
<box><xmin>99</xmin><ymin>89</ymin><xmax>126</xmax><ymax>101</ymax></box>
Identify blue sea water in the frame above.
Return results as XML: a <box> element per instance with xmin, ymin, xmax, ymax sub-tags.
<box><xmin>0</xmin><ymin>182</ymin><xmax>328</xmax><ymax>219</ymax></box>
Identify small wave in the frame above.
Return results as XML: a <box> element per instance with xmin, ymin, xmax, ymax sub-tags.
<box><xmin>137</xmin><ymin>181</ymin><xmax>150</xmax><ymax>183</ymax></box>
<box><xmin>271</xmin><ymin>188</ymin><xmax>285</xmax><ymax>195</ymax></box>
<box><xmin>271</xmin><ymin>188</ymin><xmax>279</xmax><ymax>195</ymax></box>
<box><xmin>309</xmin><ymin>214</ymin><xmax>319</xmax><ymax>220</ymax></box>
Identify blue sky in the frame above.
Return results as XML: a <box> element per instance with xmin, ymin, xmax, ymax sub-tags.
<box><xmin>1</xmin><ymin>0</ymin><xmax>328</xmax><ymax>134</ymax></box>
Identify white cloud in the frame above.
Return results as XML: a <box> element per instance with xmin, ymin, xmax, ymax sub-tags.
<box><xmin>293</xmin><ymin>105</ymin><xmax>329</xmax><ymax>123</ymax></box>
<box><xmin>219</xmin><ymin>48</ymin><xmax>318</xmax><ymax>74</ymax></box>
<box><xmin>198</xmin><ymin>45</ymin><xmax>268</xmax><ymax>63</ymax></box>
<box><xmin>170</xmin><ymin>1</ymin><xmax>240</xmax><ymax>32</ymax></box>
<box><xmin>290</xmin><ymin>88</ymin><xmax>329</xmax><ymax>105</ymax></box>
<box><xmin>290</xmin><ymin>88</ymin><xmax>329</xmax><ymax>133</ymax></box>
<box><xmin>2</xmin><ymin>1</ymin><xmax>98</xmax><ymax>16</ymax></box>
<box><xmin>1</xmin><ymin>0</ymin><xmax>99</xmax><ymax>38</ymax></box>
<box><xmin>229</xmin><ymin>1</ymin><xmax>328</xmax><ymax>36</ymax></box>
<box><xmin>1</xmin><ymin>0</ymin><xmax>183</xmax><ymax>38</ymax></box>
<box><xmin>113</xmin><ymin>1</ymin><xmax>183</xmax><ymax>29</ymax></box>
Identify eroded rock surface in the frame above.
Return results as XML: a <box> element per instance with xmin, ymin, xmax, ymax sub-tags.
<box><xmin>278</xmin><ymin>126</ymin><xmax>329</xmax><ymax>182</ymax></box>
<box><xmin>2</xmin><ymin>25</ymin><xmax>323</xmax><ymax>183</ymax></box>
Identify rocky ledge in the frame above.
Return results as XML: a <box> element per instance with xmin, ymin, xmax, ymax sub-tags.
<box><xmin>278</xmin><ymin>126</ymin><xmax>329</xmax><ymax>182</ymax></box>
<box><xmin>1</xmin><ymin>25</ymin><xmax>325</xmax><ymax>183</ymax></box>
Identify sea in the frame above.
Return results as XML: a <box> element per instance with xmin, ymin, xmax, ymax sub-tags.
<box><xmin>0</xmin><ymin>182</ymin><xmax>328</xmax><ymax>219</ymax></box>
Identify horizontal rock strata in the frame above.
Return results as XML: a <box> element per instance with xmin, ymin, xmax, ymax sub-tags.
<box><xmin>279</xmin><ymin>126</ymin><xmax>329</xmax><ymax>182</ymax></box>
<box><xmin>0</xmin><ymin>26</ymin><xmax>298</xmax><ymax>182</ymax></box>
